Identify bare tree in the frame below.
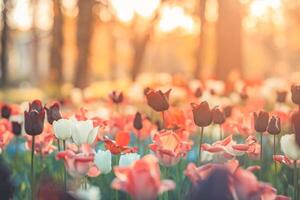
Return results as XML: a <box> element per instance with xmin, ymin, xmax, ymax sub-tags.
<box><xmin>74</xmin><ymin>0</ymin><xmax>95</xmax><ymax>89</ymax></box>
<box><xmin>194</xmin><ymin>0</ymin><xmax>207</xmax><ymax>79</ymax></box>
<box><xmin>0</xmin><ymin>0</ymin><xmax>8</xmax><ymax>87</ymax></box>
<box><xmin>49</xmin><ymin>0</ymin><xmax>64</xmax><ymax>85</ymax></box>
<box><xmin>215</xmin><ymin>0</ymin><xmax>243</xmax><ymax>81</ymax></box>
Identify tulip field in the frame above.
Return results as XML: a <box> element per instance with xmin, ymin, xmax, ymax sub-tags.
<box><xmin>1</xmin><ymin>79</ymin><xmax>300</xmax><ymax>200</ymax></box>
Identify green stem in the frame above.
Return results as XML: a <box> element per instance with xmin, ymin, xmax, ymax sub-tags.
<box><xmin>162</xmin><ymin>111</ymin><xmax>165</xmax><ymax>129</ymax></box>
<box><xmin>260</xmin><ymin>132</ymin><xmax>263</xmax><ymax>161</ymax></box>
<box><xmin>294</xmin><ymin>161</ymin><xmax>297</xmax><ymax>200</ymax></box>
<box><xmin>219</xmin><ymin>124</ymin><xmax>223</xmax><ymax>140</ymax></box>
<box><xmin>57</xmin><ymin>138</ymin><xmax>61</xmax><ymax>151</ymax></box>
<box><xmin>63</xmin><ymin>140</ymin><xmax>67</xmax><ymax>191</ymax></box>
<box><xmin>198</xmin><ymin>127</ymin><xmax>204</xmax><ymax>165</ymax></box>
<box><xmin>273</xmin><ymin>135</ymin><xmax>277</xmax><ymax>187</ymax></box>
<box><xmin>31</xmin><ymin>135</ymin><xmax>35</xmax><ymax>200</ymax></box>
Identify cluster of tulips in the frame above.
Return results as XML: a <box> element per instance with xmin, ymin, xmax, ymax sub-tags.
<box><xmin>1</xmin><ymin>79</ymin><xmax>300</xmax><ymax>200</ymax></box>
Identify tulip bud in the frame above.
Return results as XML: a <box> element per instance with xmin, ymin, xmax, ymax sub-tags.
<box><xmin>94</xmin><ymin>150</ymin><xmax>112</xmax><ymax>174</ymax></box>
<box><xmin>119</xmin><ymin>153</ymin><xmax>140</xmax><ymax>167</ymax></box>
<box><xmin>24</xmin><ymin>100</ymin><xmax>45</xmax><ymax>136</ymax></box>
<box><xmin>291</xmin><ymin>111</ymin><xmax>300</xmax><ymax>147</ymax></box>
<box><xmin>267</xmin><ymin>116</ymin><xmax>281</xmax><ymax>135</ymax></box>
<box><xmin>146</xmin><ymin>89</ymin><xmax>171</xmax><ymax>112</ymax></box>
<box><xmin>253</xmin><ymin>110</ymin><xmax>269</xmax><ymax>132</ymax></box>
<box><xmin>133</xmin><ymin>112</ymin><xmax>143</xmax><ymax>130</ymax></box>
<box><xmin>53</xmin><ymin>119</ymin><xmax>72</xmax><ymax>140</ymax></box>
<box><xmin>12</xmin><ymin>121</ymin><xmax>22</xmax><ymax>136</ymax></box>
<box><xmin>223</xmin><ymin>105</ymin><xmax>233</xmax><ymax>118</ymax></box>
<box><xmin>212</xmin><ymin>107</ymin><xmax>226</xmax><ymax>124</ymax></box>
<box><xmin>276</xmin><ymin>90</ymin><xmax>287</xmax><ymax>103</ymax></box>
<box><xmin>191</xmin><ymin>101</ymin><xmax>212</xmax><ymax>127</ymax></box>
<box><xmin>194</xmin><ymin>87</ymin><xmax>203</xmax><ymax>98</ymax></box>
<box><xmin>109</xmin><ymin>91</ymin><xmax>123</xmax><ymax>104</ymax></box>
<box><xmin>1</xmin><ymin>104</ymin><xmax>11</xmax><ymax>119</ymax></box>
<box><xmin>291</xmin><ymin>85</ymin><xmax>300</xmax><ymax>105</ymax></box>
<box><xmin>45</xmin><ymin>102</ymin><xmax>62</xmax><ymax>125</ymax></box>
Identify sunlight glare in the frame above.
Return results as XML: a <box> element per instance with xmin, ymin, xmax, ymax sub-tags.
<box><xmin>9</xmin><ymin>0</ymin><xmax>32</xmax><ymax>31</ymax></box>
<box><xmin>250</xmin><ymin>0</ymin><xmax>281</xmax><ymax>17</ymax></box>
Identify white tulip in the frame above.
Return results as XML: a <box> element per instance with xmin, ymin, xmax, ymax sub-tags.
<box><xmin>71</xmin><ymin>119</ymin><xmax>99</xmax><ymax>145</ymax></box>
<box><xmin>94</xmin><ymin>150</ymin><xmax>112</xmax><ymax>174</ymax></box>
<box><xmin>119</xmin><ymin>153</ymin><xmax>140</xmax><ymax>167</ymax></box>
<box><xmin>53</xmin><ymin>119</ymin><xmax>73</xmax><ymax>140</ymax></box>
<box><xmin>281</xmin><ymin>134</ymin><xmax>300</xmax><ymax>160</ymax></box>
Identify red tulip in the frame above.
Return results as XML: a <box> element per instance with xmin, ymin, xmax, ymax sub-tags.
<box><xmin>103</xmin><ymin>136</ymin><xmax>138</xmax><ymax>155</ymax></box>
<box><xmin>145</xmin><ymin>89</ymin><xmax>171</xmax><ymax>112</ymax></box>
<box><xmin>191</xmin><ymin>101</ymin><xmax>212</xmax><ymax>127</ymax></box>
<box><xmin>253</xmin><ymin>110</ymin><xmax>269</xmax><ymax>133</ymax></box>
<box><xmin>112</xmin><ymin>155</ymin><xmax>175</xmax><ymax>200</ymax></box>
<box><xmin>212</xmin><ymin>106</ymin><xmax>226</xmax><ymax>124</ymax></box>
<box><xmin>267</xmin><ymin>116</ymin><xmax>281</xmax><ymax>135</ymax></box>
<box><xmin>291</xmin><ymin>85</ymin><xmax>300</xmax><ymax>105</ymax></box>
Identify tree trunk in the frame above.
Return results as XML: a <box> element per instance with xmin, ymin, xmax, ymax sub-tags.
<box><xmin>74</xmin><ymin>0</ymin><xmax>94</xmax><ymax>89</ymax></box>
<box><xmin>49</xmin><ymin>0</ymin><xmax>64</xmax><ymax>85</ymax></box>
<box><xmin>194</xmin><ymin>0</ymin><xmax>207</xmax><ymax>79</ymax></box>
<box><xmin>216</xmin><ymin>0</ymin><xmax>243</xmax><ymax>81</ymax></box>
<box><xmin>31</xmin><ymin>0</ymin><xmax>39</xmax><ymax>83</ymax></box>
<box><xmin>108</xmin><ymin>21</ymin><xmax>117</xmax><ymax>81</ymax></box>
<box><xmin>0</xmin><ymin>0</ymin><xmax>8</xmax><ymax>87</ymax></box>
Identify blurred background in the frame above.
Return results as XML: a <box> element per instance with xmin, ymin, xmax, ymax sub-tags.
<box><xmin>0</xmin><ymin>0</ymin><xmax>300</xmax><ymax>98</ymax></box>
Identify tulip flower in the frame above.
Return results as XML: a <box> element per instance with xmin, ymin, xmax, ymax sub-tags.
<box><xmin>149</xmin><ymin>129</ymin><xmax>192</xmax><ymax>166</ymax></box>
<box><xmin>109</xmin><ymin>91</ymin><xmax>124</xmax><ymax>104</ymax></box>
<box><xmin>45</xmin><ymin>102</ymin><xmax>62</xmax><ymax>125</ymax></box>
<box><xmin>212</xmin><ymin>106</ymin><xmax>226</xmax><ymax>139</ymax></box>
<box><xmin>94</xmin><ymin>150</ymin><xmax>112</xmax><ymax>174</ymax></box>
<box><xmin>133</xmin><ymin>112</ymin><xmax>143</xmax><ymax>131</ymax></box>
<box><xmin>291</xmin><ymin>111</ymin><xmax>300</xmax><ymax>147</ymax></box>
<box><xmin>291</xmin><ymin>85</ymin><xmax>300</xmax><ymax>108</ymax></box>
<box><xmin>1</xmin><ymin>104</ymin><xmax>11</xmax><ymax>119</ymax></box>
<box><xmin>253</xmin><ymin>110</ymin><xmax>269</xmax><ymax>160</ymax></box>
<box><xmin>119</xmin><ymin>153</ymin><xmax>140</xmax><ymax>167</ymax></box>
<box><xmin>24</xmin><ymin>99</ymin><xmax>45</xmax><ymax>198</ymax></box>
<box><xmin>223</xmin><ymin>105</ymin><xmax>233</xmax><ymax>118</ymax></box>
<box><xmin>56</xmin><ymin>150</ymin><xmax>100</xmax><ymax>178</ymax></box>
<box><xmin>111</xmin><ymin>155</ymin><xmax>175</xmax><ymax>200</ymax></box>
<box><xmin>191</xmin><ymin>101</ymin><xmax>212</xmax><ymax>164</ymax></box>
<box><xmin>53</xmin><ymin>119</ymin><xmax>72</xmax><ymax>141</ymax></box>
<box><xmin>71</xmin><ymin>119</ymin><xmax>99</xmax><ymax>145</ymax></box>
<box><xmin>276</xmin><ymin>90</ymin><xmax>287</xmax><ymax>103</ymax></box>
<box><xmin>194</xmin><ymin>87</ymin><xmax>203</xmax><ymax>98</ymax></box>
<box><xmin>103</xmin><ymin>136</ymin><xmax>138</xmax><ymax>155</ymax></box>
<box><xmin>11</xmin><ymin>121</ymin><xmax>22</xmax><ymax>136</ymax></box>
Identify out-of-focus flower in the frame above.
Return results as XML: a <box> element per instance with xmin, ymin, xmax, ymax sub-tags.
<box><xmin>24</xmin><ymin>100</ymin><xmax>45</xmax><ymax>136</ymax></box>
<box><xmin>253</xmin><ymin>110</ymin><xmax>269</xmax><ymax>132</ymax></box>
<box><xmin>53</xmin><ymin>119</ymin><xmax>73</xmax><ymax>140</ymax></box>
<box><xmin>112</xmin><ymin>155</ymin><xmax>175</xmax><ymax>200</ymax></box>
<box><xmin>194</xmin><ymin>87</ymin><xmax>203</xmax><ymax>98</ymax></box>
<box><xmin>276</xmin><ymin>90</ymin><xmax>287</xmax><ymax>103</ymax></box>
<box><xmin>109</xmin><ymin>91</ymin><xmax>123</xmax><ymax>104</ymax></box>
<box><xmin>212</xmin><ymin>106</ymin><xmax>225</xmax><ymax>124</ymax></box>
<box><xmin>45</xmin><ymin>102</ymin><xmax>62</xmax><ymax>125</ymax></box>
<box><xmin>119</xmin><ymin>153</ymin><xmax>140</xmax><ymax>167</ymax></box>
<box><xmin>223</xmin><ymin>105</ymin><xmax>233</xmax><ymax>118</ymax></box>
<box><xmin>149</xmin><ymin>129</ymin><xmax>192</xmax><ymax>166</ymax></box>
<box><xmin>291</xmin><ymin>111</ymin><xmax>300</xmax><ymax>146</ymax></box>
<box><xmin>191</xmin><ymin>101</ymin><xmax>212</xmax><ymax>127</ymax></box>
<box><xmin>184</xmin><ymin>160</ymin><xmax>286</xmax><ymax>200</ymax></box>
<box><xmin>273</xmin><ymin>155</ymin><xmax>300</xmax><ymax>168</ymax></box>
<box><xmin>103</xmin><ymin>136</ymin><xmax>138</xmax><ymax>155</ymax></box>
<box><xmin>94</xmin><ymin>150</ymin><xmax>111</xmax><ymax>174</ymax></box>
<box><xmin>56</xmin><ymin>150</ymin><xmax>100</xmax><ymax>177</ymax></box>
<box><xmin>133</xmin><ymin>112</ymin><xmax>143</xmax><ymax>131</ymax></box>
<box><xmin>280</xmin><ymin>134</ymin><xmax>300</xmax><ymax>160</ymax></box>
<box><xmin>71</xmin><ymin>119</ymin><xmax>99</xmax><ymax>145</ymax></box>
<box><xmin>145</xmin><ymin>89</ymin><xmax>171</xmax><ymax>112</ymax></box>
<box><xmin>1</xmin><ymin>104</ymin><xmax>11</xmax><ymax>119</ymax></box>
<box><xmin>11</xmin><ymin>121</ymin><xmax>22</xmax><ymax>136</ymax></box>
<box><xmin>76</xmin><ymin>184</ymin><xmax>101</xmax><ymax>200</ymax></box>
<box><xmin>267</xmin><ymin>116</ymin><xmax>281</xmax><ymax>135</ymax></box>
<box><xmin>291</xmin><ymin>85</ymin><xmax>300</xmax><ymax>105</ymax></box>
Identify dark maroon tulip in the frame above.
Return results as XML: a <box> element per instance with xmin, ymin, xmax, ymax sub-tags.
<box><xmin>253</xmin><ymin>110</ymin><xmax>269</xmax><ymax>132</ymax></box>
<box><xmin>194</xmin><ymin>87</ymin><xmax>203</xmax><ymax>98</ymax></box>
<box><xmin>291</xmin><ymin>111</ymin><xmax>300</xmax><ymax>146</ymax></box>
<box><xmin>109</xmin><ymin>91</ymin><xmax>123</xmax><ymax>104</ymax></box>
<box><xmin>133</xmin><ymin>112</ymin><xmax>143</xmax><ymax>130</ymax></box>
<box><xmin>24</xmin><ymin>100</ymin><xmax>45</xmax><ymax>136</ymax></box>
<box><xmin>210</xmin><ymin>89</ymin><xmax>216</xmax><ymax>96</ymax></box>
<box><xmin>267</xmin><ymin>116</ymin><xmax>281</xmax><ymax>135</ymax></box>
<box><xmin>144</xmin><ymin>87</ymin><xmax>151</xmax><ymax>96</ymax></box>
<box><xmin>12</xmin><ymin>121</ymin><xmax>22</xmax><ymax>136</ymax></box>
<box><xmin>1</xmin><ymin>104</ymin><xmax>11</xmax><ymax>119</ymax></box>
<box><xmin>146</xmin><ymin>89</ymin><xmax>171</xmax><ymax>112</ymax></box>
<box><xmin>291</xmin><ymin>85</ymin><xmax>300</xmax><ymax>105</ymax></box>
<box><xmin>212</xmin><ymin>107</ymin><xmax>226</xmax><ymax>124</ymax></box>
<box><xmin>45</xmin><ymin>102</ymin><xmax>62</xmax><ymax>125</ymax></box>
<box><xmin>276</xmin><ymin>90</ymin><xmax>287</xmax><ymax>103</ymax></box>
<box><xmin>240</xmin><ymin>90</ymin><xmax>248</xmax><ymax>101</ymax></box>
<box><xmin>223</xmin><ymin>105</ymin><xmax>233</xmax><ymax>118</ymax></box>
<box><xmin>191</xmin><ymin>101</ymin><xmax>212</xmax><ymax>127</ymax></box>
